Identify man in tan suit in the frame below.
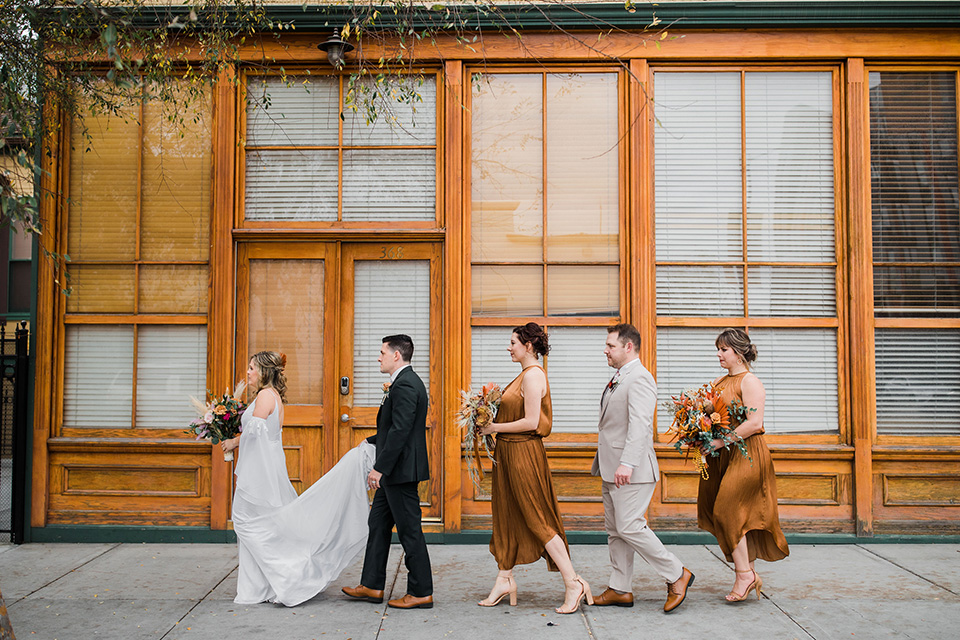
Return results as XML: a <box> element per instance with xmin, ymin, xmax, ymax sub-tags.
<box><xmin>590</xmin><ymin>323</ymin><xmax>694</xmax><ymax>612</ymax></box>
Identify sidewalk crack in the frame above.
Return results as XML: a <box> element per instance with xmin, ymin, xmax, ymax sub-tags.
<box><xmin>374</xmin><ymin>550</ymin><xmax>403</xmax><ymax>640</ymax></box>
<box><xmin>858</xmin><ymin>545</ymin><xmax>958</xmax><ymax>597</ymax></box>
<box><xmin>158</xmin><ymin>558</ymin><xmax>237</xmax><ymax>640</ymax></box>
<box><xmin>11</xmin><ymin>542</ymin><xmax>122</xmax><ymax>606</ymax></box>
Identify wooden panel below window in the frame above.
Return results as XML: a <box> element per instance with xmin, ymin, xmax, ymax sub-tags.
<box><xmin>882</xmin><ymin>474</ymin><xmax>960</xmax><ymax>507</ymax></box>
<box><xmin>63</xmin><ymin>465</ymin><xmax>200</xmax><ymax>497</ymax></box>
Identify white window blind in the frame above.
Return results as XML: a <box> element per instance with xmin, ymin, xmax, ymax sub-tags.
<box><xmin>876</xmin><ymin>329</ymin><xmax>960</xmax><ymax>436</ymax></box>
<box><xmin>341</xmin><ymin>149</ymin><xmax>435</xmax><ymax>221</ymax></box>
<box><xmin>471</xmin><ymin>327</ymin><xmax>526</xmax><ymax>395</ymax></box>
<box><xmin>654</xmin><ymin>72</ymin><xmax>743</xmax><ymax>262</ymax></box>
<box><xmin>343</xmin><ymin>77</ymin><xmax>437</xmax><ymax>146</ymax></box>
<box><xmin>136</xmin><ymin>326</ymin><xmax>207</xmax><ymax>429</ymax></box>
<box><xmin>245</xmin><ymin>149</ymin><xmax>339</xmax><ymax>221</ymax></box>
<box><xmin>656</xmin><ymin>266</ymin><xmax>744</xmax><ymax>316</ymax></box>
<box><xmin>656</xmin><ymin>327</ymin><xmax>839</xmax><ymax>434</ymax></box>
<box><xmin>353</xmin><ymin>261</ymin><xmax>431</xmax><ymax>405</ymax></box>
<box><xmin>63</xmin><ymin>326</ymin><xmax>134</xmax><ymax>428</ymax></box>
<box><xmin>246</xmin><ymin>77</ymin><xmax>339</xmax><ymax>146</ymax></box>
<box><xmin>547</xmin><ymin>327</ymin><xmax>613</xmax><ymax>433</ymax></box>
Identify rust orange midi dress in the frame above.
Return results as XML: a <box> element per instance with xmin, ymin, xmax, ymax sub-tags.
<box><xmin>489</xmin><ymin>365</ymin><xmax>569</xmax><ymax>571</ymax></box>
<box><xmin>697</xmin><ymin>372</ymin><xmax>790</xmax><ymax>563</ymax></box>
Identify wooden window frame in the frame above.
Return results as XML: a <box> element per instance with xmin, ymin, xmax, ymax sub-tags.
<box><xmin>237</xmin><ymin>68</ymin><xmax>443</xmax><ymax>231</ymax></box>
<box><xmin>867</xmin><ymin>64</ymin><xmax>960</xmax><ymax>448</ymax></box>
<box><xmin>465</xmin><ymin>65</ymin><xmax>629</xmax><ymax>444</ymax></box>
<box><xmin>57</xmin><ymin>83</ymin><xmax>213</xmax><ymax>439</ymax></box>
<box><xmin>647</xmin><ymin>63</ymin><xmax>848</xmax><ymax>446</ymax></box>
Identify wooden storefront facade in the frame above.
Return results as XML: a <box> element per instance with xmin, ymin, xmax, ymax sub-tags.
<box><xmin>27</xmin><ymin>3</ymin><xmax>960</xmax><ymax>541</ymax></box>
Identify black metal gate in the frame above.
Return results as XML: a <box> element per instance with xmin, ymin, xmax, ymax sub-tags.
<box><xmin>0</xmin><ymin>322</ymin><xmax>29</xmax><ymax>544</ymax></box>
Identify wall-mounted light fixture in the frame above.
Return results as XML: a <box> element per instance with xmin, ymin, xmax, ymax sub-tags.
<box><xmin>318</xmin><ymin>31</ymin><xmax>354</xmax><ymax>69</ymax></box>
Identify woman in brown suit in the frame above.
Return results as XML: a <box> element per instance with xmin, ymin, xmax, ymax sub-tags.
<box><xmin>698</xmin><ymin>328</ymin><xmax>789</xmax><ymax>602</ymax></box>
<box><xmin>477</xmin><ymin>322</ymin><xmax>593</xmax><ymax>614</ymax></box>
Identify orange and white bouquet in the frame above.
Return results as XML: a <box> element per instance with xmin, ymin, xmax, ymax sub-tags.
<box><xmin>187</xmin><ymin>382</ymin><xmax>247</xmax><ymax>461</ymax></box>
<box><xmin>456</xmin><ymin>382</ymin><xmax>503</xmax><ymax>491</ymax></box>
<box><xmin>664</xmin><ymin>383</ymin><xmax>751</xmax><ymax>479</ymax></box>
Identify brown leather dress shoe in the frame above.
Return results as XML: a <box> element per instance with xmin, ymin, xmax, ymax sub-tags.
<box><xmin>341</xmin><ymin>585</ymin><xmax>384</xmax><ymax>603</ymax></box>
<box><xmin>388</xmin><ymin>593</ymin><xmax>434</xmax><ymax>609</ymax></box>
<box><xmin>663</xmin><ymin>567</ymin><xmax>695</xmax><ymax>613</ymax></box>
<box><xmin>592</xmin><ymin>587</ymin><xmax>634</xmax><ymax>607</ymax></box>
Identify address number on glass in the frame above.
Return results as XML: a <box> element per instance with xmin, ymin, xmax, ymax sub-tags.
<box><xmin>379</xmin><ymin>246</ymin><xmax>404</xmax><ymax>260</ymax></box>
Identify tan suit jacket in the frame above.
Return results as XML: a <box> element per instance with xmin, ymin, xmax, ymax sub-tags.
<box><xmin>591</xmin><ymin>359</ymin><xmax>659</xmax><ymax>484</ymax></box>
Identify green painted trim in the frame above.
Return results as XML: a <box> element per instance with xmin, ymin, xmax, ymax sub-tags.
<box><xmin>70</xmin><ymin>2</ymin><xmax>960</xmax><ymax>33</ymax></box>
<box><xmin>26</xmin><ymin>526</ymin><xmax>960</xmax><ymax>545</ymax></box>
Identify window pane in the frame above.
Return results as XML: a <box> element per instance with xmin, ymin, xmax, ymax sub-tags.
<box><xmin>141</xmin><ymin>86</ymin><xmax>212</xmax><ymax>262</ymax></box>
<box><xmin>871</xmin><ymin>71</ymin><xmax>960</xmax><ymax>317</ymax></box>
<box><xmin>139</xmin><ymin>265</ymin><xmax>209</xmax><ymax>314</ymax></box>
<box><xmin>66</xmin><ymin>265</ymin><xmax>135</xmax><ymax>313</ymax></box>
<box><xmin>10</xmin><ymin>225</ymin><xmax>32</xmax><ymax>261</ymax></box>
<box><xmin>546</xmin><ymin>265</ymin><xmax>618</xmax><ymax>317</ymax></box>
<box><xmin>472</xmin><ymin>74</ymin><xmax>543</xmax><ymax>262</ymax></box>
<box><xmin>745</xmin><ymin>72</ymin><xmax>835</xmax><ymax>262</ymax></box>
<box><xmin>342</xmin><ymin>149</ymin><xmax>435</xmax><ymax>221</ymax></box>
<box><xmin>547</xmin><ymin>326</ymin><xmax>612</xmax><ymax>433</ymax></box>
<box><xmin>748</xmin><ymin>266</ymin><xmax>836</xmax><ymax>317</ymax></box>
<box><xmin>876</xmin><ymin>329</ymin><xmax>960</xmax><ymax>435</ymax></box>
<box><xmin>248</xmin><ymin>260</ymin><xmax>324</xmax><ymax>405</ymax></box>
<box><xmin>750</xmin><ymin>328</ymin><xmax>839</xmax><ymax>433</ymax></box>
<box><xmin>244</xmin><ymin>149</ymin><xmax>339</xmax><ymax>221</ymax></box>
<box><xmin>654</xmin><ymin>72</ymin><xmax>742</xmax><ymax>261</ymax></box>
<box><xmin>656</xmin><ymin>327</ymin><xmax>720</xmax><ymax>432</ymax></box>
<box><xmin>353</xmin><ymin>261</ymin><xmax>431</xmax><ymax>405</ymax></box>
<box><xmin>8</xmin><ymin>262</ymin><xmax>31</xmax><ymax>313</ymax></box>
<box><xmin>545</xmin><ymin>73</ymin><xmax>618</xmax><ymax>262</ymax></box>
<box><xmin>471</xmin><ymin>265</ymin><xmax>542</xmax><ymax>316</ymax></box>
<box><xmin>656</xmin><ymin>327</ymin><xmax>839</xmax><ymax>434</ymax></box>
<box><xmin>343</xmin><ymin>76</ymin><xmax>437</xmax><ymax>146</ymax></box>
<box><xmin>656</xmin><ymin>266</ymin><xmax>744</xmax><ymax>316</ymax></box>
<box><xmin>471</xmin><ymin>327</ymin><xmax>526</xmax><ymax>393</ymax></box>
<box><xmin>136</xmin><ymin>326</ymin><xmax>207</xmax><ymax>429</ymax></box>
<box><xmin>68</xmin><ymin>105</ymin><xmax>138</xmax><ymax>260</ymax></box>
<box><xmin>246</xmin><ymin>76</ymin><xmax>339</xmax><ymax>146</ymax></box>
<box><xmin>64</xmin><ymin>326</ymin><xmax>133</xmax><ymax>428</ymax></box>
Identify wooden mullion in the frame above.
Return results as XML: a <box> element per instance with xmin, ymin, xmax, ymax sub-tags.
<box><xmin>472</xmin><ymin>316</ymin><xmax>620</xmax><ymax>327</ymax></box>
<box><xmin>63</xmin><ymin>315</ymin><xmax>207</xmax><ymax>325</ymax></box>
<box><xmin>656</xmin><ymin>316</ymin><xmax>840</xmax><ymax>328</ymax></box>
<box><xmin>541</xmin><ymin>72</ymin><xmax>549</xmax><ymax>318</ymax></box>
<box><xmin>833</xmin><ymin>65</ymin><xmax>851</xmax><ymax>449</ymax></box>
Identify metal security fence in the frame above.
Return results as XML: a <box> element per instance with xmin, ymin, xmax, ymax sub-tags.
<box><xmin>0</xmin><ymin>322</ymin><xmax>29</xmax><ymax>544</ymax></box>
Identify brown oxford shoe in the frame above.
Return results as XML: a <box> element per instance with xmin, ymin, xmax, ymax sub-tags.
<box><xmin>387</xmin><ymin>593</ymin><xmax>434</xmax><ymax>609</ymax></box>
<box><xmin>664</xmin><ymin>567</ymin><xmax>695</xmax><ymax>613</ymax></box>
<box><xmin>341</xmin><ymin>585</ymin><xmax>384</xmax><ymax>603</ymax></box>
<box><xmin>592</xmin><ymin>587</ymin><xmax>634</xmax><ymax>607</ymax></box>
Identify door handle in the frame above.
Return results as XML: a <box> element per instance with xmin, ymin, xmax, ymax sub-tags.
<box><xmin>340</xmin><ymin>413</ymin><xmax>351</xmax><ymax>423</ymax></box>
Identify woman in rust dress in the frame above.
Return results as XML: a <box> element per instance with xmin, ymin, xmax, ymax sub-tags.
<box><xmin>698</xmin><ymin>328</ymin><xmax>789</xmax><ymax>602</ymax></box>
<box><xmin>477</xmin><ymin>322</ymin><xmax>593</xmax><ymax>614</ymax></box>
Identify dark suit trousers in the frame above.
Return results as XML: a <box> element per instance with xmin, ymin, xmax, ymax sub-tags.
<box><xmin>360</xmin><ymin>482</ymin><xmax>433</xmax><ymax>597</ymax></box>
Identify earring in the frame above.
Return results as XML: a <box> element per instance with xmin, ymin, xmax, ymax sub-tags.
<box><xmin>737</xmin><ymin>358</ymin><xmax>743</xmax><ymax>364</ymax></box>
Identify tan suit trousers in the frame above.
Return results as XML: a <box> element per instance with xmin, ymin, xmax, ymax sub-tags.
<box><xmin>602</xmin><ymin>480</ymin><xmax>683</xmax><ymax>591</ymax></box>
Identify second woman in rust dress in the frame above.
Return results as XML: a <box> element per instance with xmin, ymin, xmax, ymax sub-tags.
<box><xmin>477</xmin><ymin>322</ymin><xmax>593</xmax><ymax>614</ymax></box>
<box><xmin>698</xmin><ymin>328</ymin><xmax>789</xmax><ymax>602</ymax></box>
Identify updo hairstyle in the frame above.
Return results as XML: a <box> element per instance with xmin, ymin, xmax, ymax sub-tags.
<box><xmin>513</xmin><ymin>322</ymin><xmax>551</xmax><ymax>358</ymax></box>
<box><xmin>715</xmin><ymin>328</ymin><xmax>758</xmax><ymax>366</ymax></box>
<box><xmin>251</xmin><ymin>350</ymin><xmax>288</xmax><ymax>403</ymax></box>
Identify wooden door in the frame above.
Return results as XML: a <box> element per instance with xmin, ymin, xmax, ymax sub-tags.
<box><xmin>235</xmin><ymin>241</ymin><xmax>443</xmax><ymax>522</ymax></box>
<box><xmin>338</xmin><ymin>243</ymin><xmax>444</xmax><ymax>521</ymax></box>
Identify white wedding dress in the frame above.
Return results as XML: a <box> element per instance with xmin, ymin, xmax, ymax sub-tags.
<box><xmin>232</xmin><ymin>391</ymin><xmax>374</xmax><ymax>606</ymax></box>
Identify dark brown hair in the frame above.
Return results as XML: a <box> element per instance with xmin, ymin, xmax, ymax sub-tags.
<box><xmin>715</xmin><ymin>328</ymin><xmax>758</xmax><ymax>365</ymax></box>
<box><xmin>251</xmin><ymin>351</ymin><xmax>288</xmax><ymax>402</ymax></box>
<box><xmin>513</xmin><ymin>322</ymin><xmax>550</xmax><ymax>358</ymax></box>
<box><xmin>608</xmin><ymin>323</ymin><xmax>641</xmax><ymax>351</ymax></box>
<box><xmin>382</xmin><ymin>334</ymin><xmax>415</xmax><ymax>362</ymax></box>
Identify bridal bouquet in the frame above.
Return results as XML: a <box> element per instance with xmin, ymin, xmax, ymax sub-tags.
<box><xmin>664</xmin><ymin>383</ymin><xmax>751</xmax><ymax>479</ymax></box>
<box><xmin>456</xmin><ymin>382</ymin><xmax>502</xmax><ymax>492</ymax></box>
<box><xmin>187</xmin><ymin>382</ymin><xmax>247</xmax><ymax>461</ymax></box>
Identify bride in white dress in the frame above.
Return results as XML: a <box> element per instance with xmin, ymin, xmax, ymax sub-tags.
<box><xmin>220</xmin><ymin>351</ymin><xmax>374</xmax><ymax>606</ymax></box>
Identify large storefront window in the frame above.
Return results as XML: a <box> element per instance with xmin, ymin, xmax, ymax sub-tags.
<box><xmin>470</xmin><ymin>71</ymin><xmax>621</xmax><ymax>433</ymax></box>
<box><xmin>653</xmin><ymin>70</ymin><xmax>841</xmax><ymax>435</ymax></box>
<box><xmin>870</xmin><ymin>71</ymin><xmax>960</xmax><ymax>436</ymax></box>
<box><xmin>243</xmin><ymin>74</ymin><xmax>437</xmax><ymax>223</ymax></box>
<box><xmin>62</xmin><ymin>83</ymin><xmax>211</xmax><ymax>430</ymax></box>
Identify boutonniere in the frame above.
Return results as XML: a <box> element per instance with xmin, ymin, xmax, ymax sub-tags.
<box><xmin>381</xmin><ymin>382</ymin><xmax>391</xmax><ymax>405</ymax></box>
<box><xmin>607</xmin><ymin>371</ymin><xmax>621</xmax><ymax>392</ymax></box>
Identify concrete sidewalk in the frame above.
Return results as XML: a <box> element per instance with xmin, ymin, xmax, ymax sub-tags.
<box><xmin>1</xmin><ymin>542</ymin><xmax>958</xmax><ymax>639</ymax></box>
